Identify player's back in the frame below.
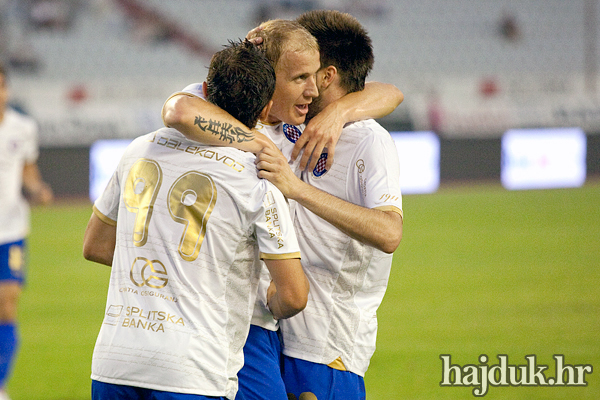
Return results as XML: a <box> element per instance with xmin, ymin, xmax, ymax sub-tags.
<box><xmin>92</xmin><ymin>127</ymin><xmax>282</xmax><ymax>397</ymax></box>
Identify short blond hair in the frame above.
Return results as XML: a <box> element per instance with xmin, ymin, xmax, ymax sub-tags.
<box><xmin>249</xmin><ymin>19</ymin><xmax>319</xmax><ymax>71</ymax></box>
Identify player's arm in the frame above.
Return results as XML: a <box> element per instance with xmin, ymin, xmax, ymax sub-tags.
<box><xmin>162</xmin><ymin>93</ymin><xmax>276</xmax><ymax>153</ymax></box>
<box><xmin>263</xmin><ymin>258</ymin><xmax>309</xmax><ymax>320</ymax></box>
<box><xmin>294</xmin><ymin>81</ymin><xmax>404</xmax><ymax>171</ymax></box>
<box><xmin>22</xmin><ymin>162</ymin><xmax>53</xmax><ymax>205</ymax></box>
<box><xmin>83</xmin><ymin>212</ymin><xmax>116</xmax><ymax>266</ymax></box>
<box><xmin>257</xmin><ymin>147</ymin><xmax>402</xmax><ymax>254</ymax></box>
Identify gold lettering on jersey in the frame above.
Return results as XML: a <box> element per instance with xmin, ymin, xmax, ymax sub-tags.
<box><xmin>141</xmin><ymin>290</ymin><xmax>177</xmax><ymax>302</ymax></box>
<box><xmin>265</xmin><ymin>207</ymin><xmax>284</xmax><ymax>249</ymax></box>
<box><xmin>194</xmin><ymin>149</ymin><xmax>245</xmax><ymax>172</ymax></box>
<box><xmin>153</xmin><ymin>135</ymin><xmax>245</xmax><ymax>172</ymax></box>
<box><xmin>125</xmin><ymin>307</ymin><xmax>185</xmax><ymax>326</ymax></box>
<box><xmin>121</xmin><ymin>318</ymin><xmax>165</xmax><ymax>332</ymax></box>
<box><xmin>119</xmin><ymin>287</ymin><xmax>178</xmax><ymax>302</ymax></box>
<box><xmin>379</xmin><ymin>194</ymin><xmax>400</xmax><ymax>202</ymax></box>
<box><xmin>356</xmin><ymin>159</ymin><xmax>367</xmax><ymax>198</ymax></box>
<box><xmin>124</xmin><ymin>159</ymin><xmax>162</xmax><ymax>247</ymax></box>
<box><xmin>168</xmin><ymin>171</ymin><xmax>217</xmax><ymax>262</ymax></box>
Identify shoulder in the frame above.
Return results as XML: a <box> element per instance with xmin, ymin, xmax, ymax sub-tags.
<box><xmin>345</xmin><ymin>119</ymin><xmax>388</xmax><ymax>135</ymax></box>
<box><xmin>3</xmin><ymin>108</ymin><xmax>37</xmax><ymax>131</ymax></box>
<box><xmin>343</xmin><ymin>119</ymin><xmax>393</xmax><ymax>148</ymax></box>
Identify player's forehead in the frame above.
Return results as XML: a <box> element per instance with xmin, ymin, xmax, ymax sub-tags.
<box><xmin>276</xmin><ymin>48</ymin><xmax>320</xmax><ymax>78</ymax></box>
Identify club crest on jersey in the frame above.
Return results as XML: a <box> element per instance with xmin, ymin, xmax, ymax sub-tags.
<box><xmin>283</xmin><ymin>124</ymin><xmax>302</xmax><ymax>143</ymax></box>
<box><xmin>313</xmin><ymin>152</ymin><xmax>328</xmax><ymax>177</ymax></box>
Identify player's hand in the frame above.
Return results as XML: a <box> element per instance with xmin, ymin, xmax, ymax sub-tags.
<box><xmin>292</xmin><ymin>102</ymin><xmax>342</xmax><ymax>172</ymax></box>
<box><xmin>266</xmin><ymin>280</ymin><xmax>277</xmax><ymax>313</ymax></box>
<box><xmin>246</xmin><ymin>25</ymin><xmax>264</xmax><ymax>45</ymax></box>
<box><xmin>25</xmin><ymin>182</ymin><xmax>53</xmax><ymax>205</ymax></box>
<box><xmin>256</xmin><ymin>146</ymin><xmax>300</xmax><ymax>198</ymax></box>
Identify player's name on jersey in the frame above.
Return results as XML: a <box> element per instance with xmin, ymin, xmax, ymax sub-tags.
<box><xmin>148</xmin><ymin>132</ymin><xmax>245</xmax><ymax>172</ymax></box>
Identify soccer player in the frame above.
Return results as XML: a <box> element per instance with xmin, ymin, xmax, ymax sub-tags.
<box><xmin>257</xmin><ymin>11</ymin><xmax>403</xmax><ymax>399</ymax></box>
<box><xmin>162</xmin><ymin>19</ymin><xmax>402</xmax><ymax>400</ymax></box>
<box><xmin>82</xmin><ymin>40</ymin><xmax>308</xmax><ymax>400</ymax></box>
<box><xmin>0</xmin><ymin>62</ymin><xmax>53</xmax><ymax>400</ymax></box>
<box><xmin>163</xmin><ymin>16</ymin><xmax>403</xmax><ymax>400</ymax></box>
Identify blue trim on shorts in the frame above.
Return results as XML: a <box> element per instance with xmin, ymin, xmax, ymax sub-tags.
<box><xmin>235</xmin><ymin>325</ymin><xmax>287</xmax><ymax>400</ymax></box>
<box><xmin>92</xmin><ymin>380</ymin><xmax>226</xmax><ymax>400</ymax></box>
<box><xmin>282</xmin><ymin>356</ymin><xmax>366</xmax><ymax>400</ymax></box>
<box><xmin>0</xmin><ymin>239</ymin><xmax>26</xmax><ymax>284</ymax></box>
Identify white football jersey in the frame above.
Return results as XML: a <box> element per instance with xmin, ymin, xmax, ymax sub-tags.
<box><xmin>0</xmin><ymin>108</ymin><xmax>39</xmax><ymax>244</ymax></box>
<box><xmin>249</xmin><ymin>121</ymin><xmax>302</xmax><ymax>331</ymax></box>
<box><xmin>163</xmin><ymin>84</ymin><xmax>304</xmax><ymax>333</ymax></box>
<box><xmin>91</xmin><ymin>128</ymin><xmax>300</xmax><ymax>399</ymax></box>
<box><xmin>279</xmin><ymin>119</ymin><xmax>403</xmax><ymax>377</ymax></box>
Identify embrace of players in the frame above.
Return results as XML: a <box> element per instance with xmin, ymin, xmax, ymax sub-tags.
<box><xmin>84</xmin><ymin>9</ymin><xmax>403</xmax><ymax>400</ymax></box>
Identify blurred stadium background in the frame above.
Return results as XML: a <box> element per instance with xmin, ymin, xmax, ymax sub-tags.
<box><xmin>1</xmin><ymin>0</ymin><xmax>600</xmax><ymax>193</ymax></box>
<box><xmin>1</xmin><ymin>0</ymin><xmax>599</xmax><ymax>399</ymax></box>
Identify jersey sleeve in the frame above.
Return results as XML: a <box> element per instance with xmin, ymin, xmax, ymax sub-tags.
<box><xmin>352</xmin><ymin>132</ymin><xmax>403</xmax><ymax>219</ymax></box>
<box><xmin>93</xmin><ymin>168</ymin><xmax>121</xmax><ymax>224</ymax></box>
<box><xmin>161</xmin><ymin>83</ymin><xmax>206</xmax><ymax>126</ymax></box>
<box><xmin>21</xmin><ymin>114</ymin><xmax>40</xmax><ymax>164</ymax></box>
<box><xmin>253</xmin><ymin>182</ymin><xmax>301</xmax><ymax>260</ymax></box>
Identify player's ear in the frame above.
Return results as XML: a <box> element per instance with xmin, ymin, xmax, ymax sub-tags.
<box><xmin>202</xmin><ymin>81</ymin><xmax>208</xmax><ymax>98</ymax></box>
<box><xmin>259</xmin><ymin>100</ymin><xmax>273</xmax><ymax>121</ymax></box>
<box><xmin>321</xmin><ymin>66</ymin><xmax>337</xmax><ymax>89</ymax></box>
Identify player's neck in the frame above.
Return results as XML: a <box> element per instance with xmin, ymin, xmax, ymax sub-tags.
<box><xmin>321</xmin><ymin>84</ymin><xmax>347</xmax><ymax>110</ymax></box>
<box><xmin>261</xmin><ymin>115</ymin><xmax>281</xmax><ymax>126</ymax></box>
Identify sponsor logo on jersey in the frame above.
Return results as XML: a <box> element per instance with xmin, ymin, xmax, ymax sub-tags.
<box><xmin>129</xmin><ymin>257</ymin><xmax>169</xmax><ymax>289</ymax></box>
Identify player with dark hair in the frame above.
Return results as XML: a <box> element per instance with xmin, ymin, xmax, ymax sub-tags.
<box><xmin>83</xmin><ymin>39</ymin><xmax>308</xmax><ymax>400</ymax></box>
<box><xmin>205</xmin><ymin>40</ymin><xmax>277</xmax><ymax>129</ymax></box>
<box><xmin>257</xmin><ymin>10</ymin><xmax>403</xmax><ymax>399</ymax></box>
<box><xmin>0</xmin><ymin>62</ymin><xmax>53</xmax><ymax>400</ymax></box>
<box><xmin>296</xmin><ymin>9</ymin><xmax>374</xmax><ymax>120</ymax></box>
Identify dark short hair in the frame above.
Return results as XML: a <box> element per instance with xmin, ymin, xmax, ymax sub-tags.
<box><xmin>297</xmin><ymin>10</ymin><xmax>374</xmax><ymax>93</ymax></box>
<box><xmin>206</xmin><ymin>40</ymin><xmax>276</xmax><ymax>129</ymax></box>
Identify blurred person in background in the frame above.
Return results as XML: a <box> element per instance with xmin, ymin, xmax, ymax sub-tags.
<box><xmin>0</xmin><ymin>62</ymin><xmax>53</xmax><ymax>400</ymax></box>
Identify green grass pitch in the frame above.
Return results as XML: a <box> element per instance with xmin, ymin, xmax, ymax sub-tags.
<box><xmin>7</xmin><ymin>182</ymin><xmax>600</xmax><ymax>399</ymax></box>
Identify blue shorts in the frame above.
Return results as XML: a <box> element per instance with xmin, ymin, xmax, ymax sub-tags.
<box><xmin>282</xmin><ymin>356</ymin><xmax>366</xmax><ymax>400</ymax></box>
<box><xmin>92</xmin><ymin>380</ymin><xmax>226</xmax><ymax>400</ymax></box>
<box><xmin>235</xmin><ymin>325</ymin><xmax>287</xmax><ymax>400</ymax></box>
<box><xmin>0</xmin><ymin>239</ymin><xmax>26</xmax><ymax>284</ymax></box>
